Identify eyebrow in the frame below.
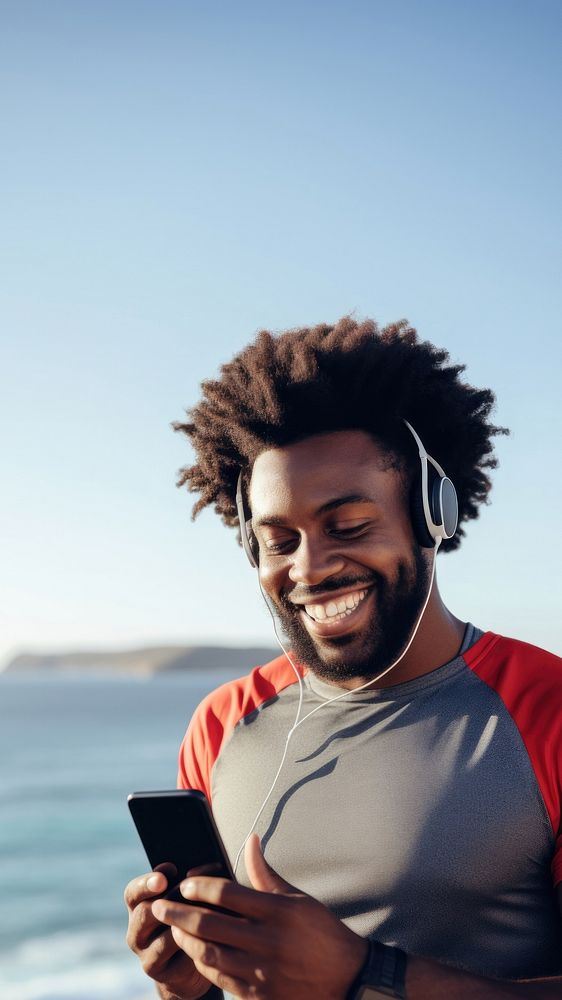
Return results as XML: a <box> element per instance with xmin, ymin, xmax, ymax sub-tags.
<box><xmin>253</xmin><ymin>494</ymin><xmax>377</xmax><ymax>529</ymax></box>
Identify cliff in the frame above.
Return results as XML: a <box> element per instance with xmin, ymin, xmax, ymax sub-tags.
<box><xmin>4</xmin><ymin>645</ymin><xmax>279</xmax><ymax>678</ymax></box>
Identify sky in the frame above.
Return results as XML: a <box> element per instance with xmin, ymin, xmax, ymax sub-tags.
<box><xmin>1</xmin><ymin>0</ymin><xmax>561</xmax><ymax>668</ymax></box>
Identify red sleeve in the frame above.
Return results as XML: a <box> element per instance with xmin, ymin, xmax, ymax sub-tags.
<box><xmin>464</xmin><ymin>633</ymin><xmax>562</xmax><ymax>887</ymax></box>
<box><xmin>176</xmin><ymin>654</ymin><xmax>301</xmax><ymax>802</ymax></box>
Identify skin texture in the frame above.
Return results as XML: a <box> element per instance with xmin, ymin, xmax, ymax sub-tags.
<box><xmin>125</xmin><ymin>431</ymin><xmax>562</xmax><ymax>998</ymax></box>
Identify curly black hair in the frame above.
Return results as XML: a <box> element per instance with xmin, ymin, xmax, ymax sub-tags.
<box><xmin>173</xmin><ymin>317</ymin><xmax>508</xmax><ymax>552</ymax></box>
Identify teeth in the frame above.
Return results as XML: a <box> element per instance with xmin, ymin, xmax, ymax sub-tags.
<box><xmin>304</xmin><ymin>589</ymin><xmax>368</xmax><ymax>623</ymax></box>
<box><xmin>310</xmin><ymin>604</ymin><xmax>327</xmax><ymax>620</ymax></box>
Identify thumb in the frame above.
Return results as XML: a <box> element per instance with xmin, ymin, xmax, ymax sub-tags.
<box><xmin>244</xmin><ymin>833</ymin><xmax>301</xmax><ymax>895</ymax></box>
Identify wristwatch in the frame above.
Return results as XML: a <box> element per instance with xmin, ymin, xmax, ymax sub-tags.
<box><xmin>347</xmin><ymin>940</ymin><xmax>407</xmax><ymax>999</ymax></box>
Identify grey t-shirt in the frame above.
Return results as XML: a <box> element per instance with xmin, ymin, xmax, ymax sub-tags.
<box><xmin>179</xmin><ymin>626</ymin><xmax>562</xmax><ymax>980</ymax></box>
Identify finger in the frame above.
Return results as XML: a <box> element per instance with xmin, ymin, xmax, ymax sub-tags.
<box><xmin>187</xmin><ymin>861</ymin><xmax>226</xmax><ymax>877</ymax></box>
<box><xmin>151</xmin><ymin>899</ymin><xmax>266</xmax><ymax>953</ymax></box>
<box><xmin>244</xmin><ymin>833</ymin><xmax>299</xmax><ymax>894</ymax></box>
<box><xmin>170</xmin><ymin>927</ymin><xmax>261</xmax><ymax>998</ymax></box>
<box><xmin>154</xmin><ymin>861</ymin><xmax>178</xmax><ymax>880</ymax></box>
<box><xmin>124</xmin><ymin>870</ymin><xmax>170</xmax><ymax>911</ymax></box>
<box><xmin>174</xmin><ymin>874</ymin><xmax>289</xmax><ymax>920</ymax></box>
<box><xmin>128</xmin><ymin>900</ymin><xmax>172</xmax><ymax>952</ymax></box>
<box><xmin>139</xmin><ymin>927</ymin><xmax>180</xmax><ymax>979</ymax></box>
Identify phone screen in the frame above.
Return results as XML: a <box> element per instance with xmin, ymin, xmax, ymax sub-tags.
<box><xmin>128</xmin><ymin>789</ymin><xmax>234</xmax><ymax>899</ymax></box>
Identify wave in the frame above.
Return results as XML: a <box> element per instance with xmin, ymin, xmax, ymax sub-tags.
<box><xmin>0</xmin><ymin>927</ymin><xmax>154</xmax><ymax>1000</ymax></box>
<box><xmin>0</xmin><ymin>966</ymin><xmax>155</xmax><ymax>1000</ymax></box>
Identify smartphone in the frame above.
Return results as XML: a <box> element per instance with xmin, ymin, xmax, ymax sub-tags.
<box><xmin>128</xmin><ymin>789</ymin><xmax>235</xmax><ymax>903</ymax></box>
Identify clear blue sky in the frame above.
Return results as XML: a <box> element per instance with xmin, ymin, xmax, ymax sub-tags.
<box><xmin>1</xmin><ymin>0</ymin><xmax>560</xmax><ymax>667</ymax></box>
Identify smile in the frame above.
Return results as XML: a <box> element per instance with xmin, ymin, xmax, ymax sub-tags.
<box><xmin>304</xmin><ymin>588</ymin><xmax>369</xmax><ymax>623</ymax></box>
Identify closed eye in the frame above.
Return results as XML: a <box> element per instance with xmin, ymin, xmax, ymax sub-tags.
<box><xmin>330</xmin><ymin>522</ymin><xmax>371</xmax><ymax>538</ymax></box>
<box><xmin>259</xmin><ymin>521</ymin><xmax>373</xmax><ymax>555</ymax></box>
<box><xmin>262</xmin><ymin>535</ymin><xmax>299</xmax><ymax>554</ymax></box>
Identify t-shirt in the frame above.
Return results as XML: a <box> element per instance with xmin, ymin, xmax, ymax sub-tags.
<box><xmin>177</xmin><ymin>628</ymin><xmax>562</xmax><ymax>980</ymax></box>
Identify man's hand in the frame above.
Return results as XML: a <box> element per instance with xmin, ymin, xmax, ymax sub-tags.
<box><xmin>151</xmin><ymin>835</ymin><xmax>368</xmax><ymax>1000</ymax></box>
<box><xmin>124</xmin><ymin>864</ymin><xmax>214</xmax><ymax>1000</ymax></box>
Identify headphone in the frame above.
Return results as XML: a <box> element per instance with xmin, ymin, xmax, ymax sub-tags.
<box><xmin>403</xmin><ymin>420</ymin><xmax>458</xmax><ymax>548</ymax></box>
<box><xmin>235</xmin><ymin>420</ymin><xmax>458</xmax><ymax>566</ymax></box>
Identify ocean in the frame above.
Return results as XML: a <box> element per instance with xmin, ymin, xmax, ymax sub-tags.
<box><xmin>0</xmin><ymin>670</ymin><xmax>238</xmax><ymax>1000</ymax></box>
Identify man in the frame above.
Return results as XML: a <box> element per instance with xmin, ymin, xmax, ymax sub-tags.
<box><xmin>125</xmin><ymin>317</ymin><xmax>562</xmax><ymax>998</ymax></box>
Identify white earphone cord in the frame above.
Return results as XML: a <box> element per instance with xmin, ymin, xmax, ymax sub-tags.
<box><xmin>233</xmin><ymin>537</ymin><xmax>441</xmax><ymax>874</ymax></box>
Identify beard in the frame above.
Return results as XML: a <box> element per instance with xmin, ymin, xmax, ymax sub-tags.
<box><xmin>272</xmin><ymin>545</ymin><xmax>431</xmax><ymax>684</ymax></box>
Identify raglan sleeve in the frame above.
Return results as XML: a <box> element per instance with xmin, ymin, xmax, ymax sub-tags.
<box><xmin>543</xmin><ymin>670</ymin><xmax>562</xmax><ymax>888</ymax></box>
<box><xmin>175</xmin><ymin>671</ymin><xmax>255</xmax><ymax>803</ymax></box>
<box><xmin>549</xmin><ymin>701</ymin><xmax>562</xmax><ymax>887</ymax></box>
<box><xmin>176</xmin><ymin>691</ymin><xmax>227</xmax><ymax>802</ymax></box>
<box><xmin>463</xmin><ymin>635</ymin><xmax>562</xmax><ymax>889</ymax></box>
<box><xmin>552</xmin><ymin>833</ymin><xmax>562</xmax><ymax>888</ymax></box>
<box><xmin>175</xmin><ymin>661</ymin><xmax>288</xmax><ymax>805</ymax></box>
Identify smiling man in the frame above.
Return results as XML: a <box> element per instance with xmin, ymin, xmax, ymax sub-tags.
<box><xmin>125</xmin><ymin>317</ymin><xmax>562</xmax><ymax>999</ymax></box>
<box><xmin>248</xmin><ymin>431</ymin><xmax>452</xmax><ymax>690</ymax></box>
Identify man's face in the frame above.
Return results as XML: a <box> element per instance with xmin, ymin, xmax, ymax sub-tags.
<box><xmin>249</xmin><ymin>430</ymin><xmax>431</xmax><ymax>686</ymax></box>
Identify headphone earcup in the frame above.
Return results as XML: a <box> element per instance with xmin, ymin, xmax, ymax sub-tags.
<box><xmin>236</xmin><ymin>473</ymin><xmax>259</xmax><ymax>568</ymax></box>
<box><xmin>239</xmin><ymin>518</ymin><xmax>259</xmax><ymax>568</ymax></box>
<box><xmin>434</xmin><ymin>475</ymin><xmax>458</xmax><ymax>540</ymax></box>
<box><xmin>410</xmin><ymin>470</ymin><xmax>436</xmax><ymax>548</ymax></box>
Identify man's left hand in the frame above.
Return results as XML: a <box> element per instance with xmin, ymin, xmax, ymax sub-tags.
<box><xmin>151</xmin><ymin>833</ymin><xmax>368</xmax><ymax>999</ymax></box>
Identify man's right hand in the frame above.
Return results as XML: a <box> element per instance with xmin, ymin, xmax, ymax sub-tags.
<box><xmin>124</xmin><ymin>867</ymin><xmax>213</xmax><ymax>1000</ymax></box>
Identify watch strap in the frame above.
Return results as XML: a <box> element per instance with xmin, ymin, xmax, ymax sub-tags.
<box><xmin>347</xmin><ymin>939</ymin><xmax>407</xmax><ymax>998</ymax></box>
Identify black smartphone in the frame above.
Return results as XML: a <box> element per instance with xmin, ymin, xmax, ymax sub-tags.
<box><xmin>128</xmin><ymin>789</ymin><xmax>235</xmax><ymax>903</ymax></box>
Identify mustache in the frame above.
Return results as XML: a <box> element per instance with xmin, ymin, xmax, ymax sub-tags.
<box><xmin>280</xmin><ymin>572</ymin><xmax>382</xmax><ymax>609</ymax></box>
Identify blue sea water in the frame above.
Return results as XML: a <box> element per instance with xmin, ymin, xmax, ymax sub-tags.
<box><xmin>0</xmin><ymin>670</ymin><xmax>237</xmax><ymax>1000</ymax></box>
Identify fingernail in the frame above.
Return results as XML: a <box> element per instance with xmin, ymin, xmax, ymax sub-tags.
<box><xmin>180</xmin><ymin>879</ymin><xmax>195</xmax><ymax>897</ymax></box>
<box><xmin>147</xmin><ymin>875</ymin><xmax>161</xmax><ymax>891</ymax></box>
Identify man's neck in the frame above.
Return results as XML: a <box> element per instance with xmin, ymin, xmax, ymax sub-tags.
<box><xmin>339</xmin><ymin>592</ymin><xmax>466</xmax><ymax>691</ymax></box>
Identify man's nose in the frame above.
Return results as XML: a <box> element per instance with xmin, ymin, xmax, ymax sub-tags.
<box><xmin>287</xmin><ymin>537</ymin><xmax>345</xmax><ymax>586</ymax></box>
